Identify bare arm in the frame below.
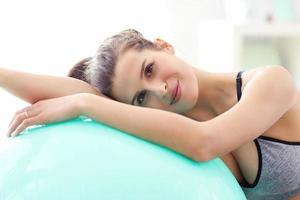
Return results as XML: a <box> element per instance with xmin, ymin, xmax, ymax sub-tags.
<box><xmin>79</xmin><ymin>93</ymin><xmax>208</xmax><ymax>161</ymax></box>
<box><xmin>78</xmin><ymin>66</ymin><xmax>297</xmax><ymax>162</ymax></box>
<box><xmin>6</xmin><ymin>66</ymin><xmax>296</xmax><ymax>164</ymax></box>
<box><xmin>0</xmin><ymin>67</ymin><xmax>101</xmax><ymax>104</ymax></box>
<box><xmin>202</xmin><ymin>66</ymin><xmax>297</xmax><ymax>159</ymax></box>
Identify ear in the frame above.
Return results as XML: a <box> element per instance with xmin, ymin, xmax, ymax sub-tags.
<box><xmin>154</xmin><ymin>38</ymin><xmax>175</xmax><ymax>54</ymax></box>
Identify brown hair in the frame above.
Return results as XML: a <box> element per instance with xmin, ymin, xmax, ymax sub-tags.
<box><xmin>68</xmin><ymin>57</ymin><xmax>92</xmax><ymax>83</ymax></box>
<box><xmin>68</xmin><ymin>29</ymin><xmax>160</xmax><ymax>98</ymax></box>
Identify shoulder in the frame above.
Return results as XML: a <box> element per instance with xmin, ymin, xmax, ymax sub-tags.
<box><xmin>240</xmin><ymin>66</ymin><xmax>283</xmax><ymax>90</ymax></box>
<box><xmin>240</xmin><ymin>66</ymin><xmax>297</xmax><ymax>109</ymax></box>
<box><xmin>199</xmin><ymin>66</ymin><xmax>298</xmax><ymax>159</ymax></box>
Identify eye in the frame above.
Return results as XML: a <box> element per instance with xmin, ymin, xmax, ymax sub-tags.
<box><xmin>144</xmin><ymin>62</ymin><xmax>154</xmax><ymax>77</ymax></box>
<box><xmin>137</xmin><ymin>90</ymin><xmax>147</xmax><ymax>105</ymax></box>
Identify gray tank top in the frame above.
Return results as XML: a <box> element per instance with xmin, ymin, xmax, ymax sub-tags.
<box><xmin>236</xmin><ymin>71</ymin><xmax>300</xmax><ymax>199</ymax></box>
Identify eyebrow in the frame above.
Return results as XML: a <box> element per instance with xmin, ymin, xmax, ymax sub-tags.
<box><xmin>131</xmin><ymin>59</ymin><xmax>147</xmax><ymax>105</ymax></box>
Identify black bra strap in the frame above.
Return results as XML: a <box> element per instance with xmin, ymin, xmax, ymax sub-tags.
<box><xmin>236</xmin><ymin>71</ymin><xmax>244</xmax><ymax>101</ymax></box>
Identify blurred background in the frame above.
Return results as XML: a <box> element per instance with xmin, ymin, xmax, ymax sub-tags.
<box><xmin>0</xmin><ymin>0</ymin><xmax>299</xmax><ymax>136</ymax></box>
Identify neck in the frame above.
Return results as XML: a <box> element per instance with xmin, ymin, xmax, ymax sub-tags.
<box><xmin>184</xmin><ymin>67</ymin><xmax>238</xmax><ymax>121</ymax></box>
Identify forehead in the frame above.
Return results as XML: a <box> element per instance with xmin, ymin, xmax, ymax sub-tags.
<box><xmin>111</xmin><ymin>49</ymin><xmax>147</xmax><ymax>103</ymax></box>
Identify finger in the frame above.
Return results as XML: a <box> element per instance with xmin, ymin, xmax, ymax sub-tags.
<box><xmin>8</xmin><ymin>108</ymin><xmax>25</xmax><ymax>128</ymax></box>
<box><xmin>8</xmin><ymin>106</ymin><xmax>32</xmax><ymax>128</ymax></box>
<box><xmin>11</xmin><ymin>116</ymin><xmax>40</xmax><ymax>137</ymax></box>
<box><xmin>7</xmin><ymin>107</ymin><xmax>41</xmax><ymax>136</ymax></box>
<box><xmin>7</xmin><ymin>112</ymin><xmax>29</xmax><ymax>137</ymax></box>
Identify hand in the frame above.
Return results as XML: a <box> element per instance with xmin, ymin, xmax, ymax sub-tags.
<box><xmin>7</xmin><ymin>93</ymin><xmax>84</xmax><ymax>137</ymax></box>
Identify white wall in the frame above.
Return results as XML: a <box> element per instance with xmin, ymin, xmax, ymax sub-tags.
<box><xmin>0</xmin><ymin>0</ymin><xmax>225</xmax><ymax>136</ymax></box>
<box><xmin>2</xmin><ymin>0</ymin><xmax>298</xmax><ymax>137</ymax></box>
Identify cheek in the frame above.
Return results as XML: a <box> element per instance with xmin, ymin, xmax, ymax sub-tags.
<box><xmin>174</xmin><ymin>72</ymin><xmax>198</xmax><ymax>112</ymax></box>
<box><xmin>146</xmin><ymin>97</ymin><xmax>170</xmax><ymax>111</ymax></box>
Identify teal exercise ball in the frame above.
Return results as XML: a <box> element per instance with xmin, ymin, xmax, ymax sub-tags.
<box><xmin>0</xmin><ymin>117</ymin><xmax>246</xmax><ymax>200</ymax></box>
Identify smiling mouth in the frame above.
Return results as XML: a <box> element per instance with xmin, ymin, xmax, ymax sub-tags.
<box><xmin>170</xmin><ymin>80</ymin><xmax>181</xmax><ymax>105</ymax></box>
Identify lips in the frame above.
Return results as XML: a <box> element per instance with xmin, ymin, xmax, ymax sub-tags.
<box><xmin>170</xmin><ymin>80</ymin><xmax>181</xmax><ymax>105</ymax></box>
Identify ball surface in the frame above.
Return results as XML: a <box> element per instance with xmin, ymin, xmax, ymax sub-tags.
<box><xmin>0</xmin><ymin>117</ymin><xmax>246</xmax><ymax>199</ymax></box>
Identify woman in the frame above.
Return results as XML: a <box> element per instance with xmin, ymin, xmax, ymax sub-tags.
<box><xmin>2</xmin><ymin>29</ymin><xmax>300</xmax><ymax>199</ymax></box>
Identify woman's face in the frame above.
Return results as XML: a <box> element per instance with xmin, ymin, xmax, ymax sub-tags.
<box><xmin>111</xmin><ymin>48</ymin><xmax>199</xmax><ymax>114</ymax></box>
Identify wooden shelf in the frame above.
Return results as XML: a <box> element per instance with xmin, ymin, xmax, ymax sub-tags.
<box><xmin>234</xmin><ymin>23</ymin><xmax>300</xmax><ymax>88</ymax></box>
<box><xmin>235</xmin><ymin>23</ymin><xmax>300</xmax><ymax>37</ymax></box>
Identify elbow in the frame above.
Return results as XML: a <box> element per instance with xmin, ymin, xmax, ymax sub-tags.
<box><xmin>192</xmin><ymin>148</ymin><xmax>213</xmax><ymax>162</ymax></box>
<box><xmin>189</xmin><ymin>123</ymin><xmax>215</xmax><ymax>162</ymax></box>
<box><xmin>191</xmin><ymin>138</ymin><xmax>214</xmax><ymax>162</ymax></box>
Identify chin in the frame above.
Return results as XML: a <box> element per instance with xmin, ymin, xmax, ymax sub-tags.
<box><xmin>174</xmin><ymin>100</ymin><xmax>195</xmax><ymax>114</ymax></box>
<box><xmin>173</xmin><ymin>91</ymin><xmax>197</xmax><ymax>114</ymax></box>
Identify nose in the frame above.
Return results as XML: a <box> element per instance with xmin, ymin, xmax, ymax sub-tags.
<box><xmin>146</xmin><ymin>81</ymin><xmax>168</xmax><ymax>100</ymax></box>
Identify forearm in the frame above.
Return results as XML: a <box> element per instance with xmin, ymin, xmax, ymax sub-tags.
<box><xmin>79</xmin><ymin>93</ymin><xmax>206</xmax><ymax>161</ymax></box>
<box><xmin>0</xmin><ymin>67</ymin><xmax>101</xmax><ymax>104</ymax></box>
